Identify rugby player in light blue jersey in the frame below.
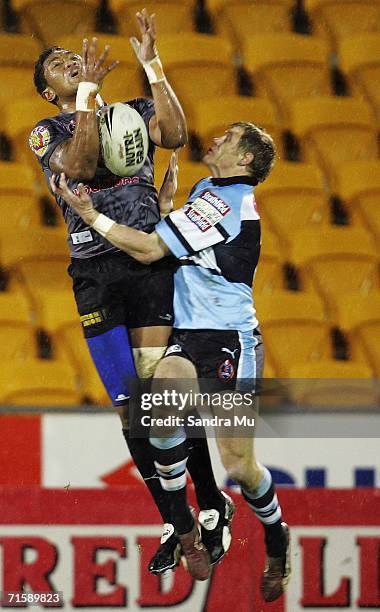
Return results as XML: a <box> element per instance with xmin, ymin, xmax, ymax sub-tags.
<box><xmin>51</xmin><ymin>122</ymin><xmax>290</xmax><ymax>601</ymax></box>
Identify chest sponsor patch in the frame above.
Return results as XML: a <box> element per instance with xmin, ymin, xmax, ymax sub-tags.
<box><xmin>184</xmin><ymin>190</ymin><xmax>231</xmax><ymax>232</ymax></box>
<box><xmin>71</xmin><ymin>230</ymin><xmax>93</xmax><ymax>244</ymax></box>
<box><xmin>29</xmin><ymin>125</ymin><xmax>50</xmax><ymax>157</ymax></box>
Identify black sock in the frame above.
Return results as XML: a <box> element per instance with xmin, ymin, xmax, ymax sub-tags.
<box><xmin>241</xmin><ymin>466</ymin><xmax>287</xmax><ymax>558</ymax></box>
<box><xmin>186</xmin><ymin>426</ymin><xmax>224</xmax><ymax>511</ymax></box>
<box><xmin>152</xmin><ymin>441</ymin><xmax>194</xmax><ymax>535</ymax></box>
<box><xmin>122</xmin><ymin>428</ymin><xmax>173</xmax><ymax>524</ymax></box>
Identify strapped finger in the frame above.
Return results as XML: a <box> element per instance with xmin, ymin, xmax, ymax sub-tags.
<box><xmin>150</xmin><ymin>13</ymin><xmax>157</xmax><ymax>39</ymax></box>
<box><xmin>82</xmin><ymin>38</ymin><xmax>89</xmax><ymax>67</ymax></box>
<box><xmin>88</xmin><ymin>37</ymin><xmax>97</xmax><ymax>67</ymax></box>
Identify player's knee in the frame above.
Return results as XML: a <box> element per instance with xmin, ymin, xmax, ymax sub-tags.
<box><xmin>222</xmin><ymin>452</ymin><xmax>262</xmax><ymax>488</ymax></box>
<box><xmin>133</xmin><ymin>347</ymin><xmax>166</xmax><ymax>379</ymax></box>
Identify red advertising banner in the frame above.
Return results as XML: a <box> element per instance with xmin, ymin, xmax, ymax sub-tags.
<box><xmin>0</xmin><ymin>488</ymin><xmax>379</xmax><ymax>610</ymax></box>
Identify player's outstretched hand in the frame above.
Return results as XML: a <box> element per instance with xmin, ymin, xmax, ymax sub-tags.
<box><xmin>158</xmin><ymin>150</ymin><xmax>179</xmax><ymax>216</ymax></box>
<box><xmin>50</xmin><ymin>173</ymin><xmax>98</xmax><ymax>225</ymax></box>
<box><xmin>81</xmin><ymin>37</ymin><xmax>119</xmax><ymax>86</ymax></box>
<box><xmin>130</xmin><ymin>8</ymin><xmax>158</xmax><ymax>63</ymax></box>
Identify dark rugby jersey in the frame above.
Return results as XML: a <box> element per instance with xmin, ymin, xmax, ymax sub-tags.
<box><xmin>29</xmin><ymin>98</ymin><xmax>160</xmax><ymax>258</ymax></box>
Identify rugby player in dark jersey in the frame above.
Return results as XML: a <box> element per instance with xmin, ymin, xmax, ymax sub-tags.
<box><xmin>30</xmin><ymin>9</ymin><xmax>230</xmax><ymax>576</ymax></box>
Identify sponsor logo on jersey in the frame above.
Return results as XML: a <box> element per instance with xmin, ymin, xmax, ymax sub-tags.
<box><xmin>71</xmin><ymin>230</ymin><xmax>93</xmax><ymax>244</ymax></box>
<box><xmin>29</xmin><ymin>125</ymin><xmax>50</xmax><ymax>157</ymax></box>
<box><xmin>218</xmin><ymin>359</ymin><xmax>235</xmax><ymax>382</ymax></box>
<box><xmin>184</xmin><ymin>190</ymin><xmax>231</xmax><ymax>232</ymax></box>
<box><xmin>80</xmin><ymin>310</ymin><xmax>106</xmax><ymax>328</ymax></box>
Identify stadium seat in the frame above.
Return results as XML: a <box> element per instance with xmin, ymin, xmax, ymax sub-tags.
<box><xmin>289</xmin><ymin>97</ymin><xmax>379</xmax><ymax>189</ymax></box>
<box><xmin>4</xmin><ymin>98</ymin><xmax>56</xmax><ymax>175</ymax></box>
<box><xmin>256</xmin><ymin>290</ymin><xmax>330</xmax><ymax>376</ymax></box>
<box><xmin>156</xmin><ymin>34</ymin><xmax>236</xmax><ymax>122</ymax></box>
<box><xmin>289</xmin><ymin>227</ymin><xmax>380</xmax><ymax>316</ymax></box>
<box><xmin>287</xmin><ymin>360</ymin><xmax>378</xmax><ymax>407</ymax></box>
<box><xmin>335</xmin><ymin>292</ymin><xmax>380</xmax><ymax>377</ymax></box>
<box><xmin>0</xmin><ymin>162</ymin><xmax>41</xmax><ymax>230</ymax></box>
<box><xmin>111</xmin><ymin>0</ymin><xmax>195</xmax><ymax>37</ymax></box>
<box><xmin>12</xmin><ymin>0</ymin><xmax>98</xmax><ymax>47</ymax></box>
<box><xmin>255</xmin><ymin>162</ymin><xmax>329</xmax><ymax>247</ymax></box>
<box><xmin>0</xmin><ymin>227</ymin><xmax>69</xmax><ymax>269</ymax></box>
<box><xmin>254</xmin><ymin>230</ymin><xmax>284</xmax><ymax>293</ymax></box>
<box><xmin>0</xmin><ymin>33</ymin><xmax>41</xmax><ymax>114</ymax></box>
<box><xmin>339</xmin><ymin>34</ymin><xmax>380</xmax><ymax>127</ymax></box>
<box><xmin>242</xmin><ymin>34</ymin><xmax>331</xmax><ymax>122</ymax></box>
<box><xmin>57</xmin><ymin>35</ymin><xmax>145</xmax><ymax>103</ymax></box>
<box><xmin>212</xmin><ymin>0</ymin><xmax>293</xmax><ymax>49</ymax></box>
<box><xmin>335</xmin><ymin>161</ymin><xmax>380</xmax><ymax>242</ymax></box>
<box><xmin>55</xmin><ymin>321</ymin><xmax>109</xmax><ymax>404</ymax></box>
<box><xmin>190</xmin><ymin>96</ymin><xmax>283</xmax><ymax>157</ymax></box>
<box><xmin>0</xmin><ymin>359</ymin><xmax>82</xmax><ymax>405</ymax></box>
<box><xmin>0</xmin><ymin>292</ymin><xmax>36</xmax><ymax>359</ymax></box>
<box><xmin>305</xmin><ymin>0</ymin><xmax>380</xmax><ymax>52</ymax></box>
<box><xmin>15</xmin><ymin>259</ymin><xmax>73</xmax><ymax>326</ymax></box>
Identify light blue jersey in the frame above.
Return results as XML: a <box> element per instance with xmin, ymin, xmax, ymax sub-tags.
<box><xmin>156</xmin><ymin>175</ymin><xmax>261</xmax><ymax>332</ymax></box>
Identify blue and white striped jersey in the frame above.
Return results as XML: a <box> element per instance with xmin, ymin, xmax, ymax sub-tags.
<box><xmin>156</xmin><ymin>175</ymin><xmax>261</xmax><ymax>331</ymax></box>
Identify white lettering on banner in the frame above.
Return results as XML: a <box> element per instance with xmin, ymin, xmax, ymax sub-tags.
<box><xmin>184</xmin><ymin>190</ymin><xmax>231</xmax><ymax>232</ymax></box>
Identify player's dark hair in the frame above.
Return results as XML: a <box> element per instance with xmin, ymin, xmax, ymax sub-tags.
<box><xmin>34</xmin><ymin>47</ymin><xmax>63</xmax><ymax>106</ymax></box>
<box><xmin>232</xmin><ymin>122</ymin><xmax>276</xmax><ymax>182</ymax></box>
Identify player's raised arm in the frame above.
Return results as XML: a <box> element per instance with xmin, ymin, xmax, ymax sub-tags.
<box><xmin>130</xmin><ymin>9</ymin><xmax>187</xmax><ymax>149</ymax></box>
<box><xmin>158</xmin><ymin>150</ymin><xmax>179</xmax><ymax>216</ymax></box>
<box><xmin>48</xmin><ymin>38</ymin><xmax>118</xmax><ymax>179</ymax></box>
<box><xmin>50</xmin><ymin>173</ymin><xmax>169</xmax><ymax>263</ymax></box>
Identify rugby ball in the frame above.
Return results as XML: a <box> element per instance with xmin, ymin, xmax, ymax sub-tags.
<box><xmin>98</xmin><ymin>102</ymin><xmax>149</xmax><ymax>177</ymax></box>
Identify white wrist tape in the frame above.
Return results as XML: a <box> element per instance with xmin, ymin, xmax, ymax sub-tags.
<box><xmin>91</xmin><ymin>213</ymin><xmax>115</xmax><ymax>237</ymax></box>
<box><xmin>76</xmin><ymin>82</ymin><xmax>99</xmax><ymax>112</ymax></box>
<box><xmin>143</xmin><ymin>56</ymin><xmax>165</xmax><ymax>84</ymax></box>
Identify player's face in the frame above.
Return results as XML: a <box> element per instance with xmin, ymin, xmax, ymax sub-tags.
<box><xmin>203</xmin><ymin>126</ymin><xmax>245</xmax><ymax>171</ymax></box>
<box><xmin>43</xmin><ymin>49</ymin><xmax>82</xmax><ymax>100</ymax></box>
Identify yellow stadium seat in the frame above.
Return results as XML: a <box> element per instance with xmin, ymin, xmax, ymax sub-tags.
<box><xmin>256</xmin><ymin>290</ymin><xmax>330</xmax><ymax>376</ymax></box>
<box><xmin>254</xmin><ymin>230</ymin><xmax>284</xmax><ymax>293</ymax></box>
<box><xmin>12</xmin><ymin>0</ymin><xmax>98</xmax><ymax>47</ymax></box>
<box><xmin>289</xmin><ymin>227</ymin><xmax>380</xmax><ymax>316</ymax></box>
<box><xmin>255</xmin><ymin>162</ymin><xmax>329</xmax><ymax>247</ymax></box>
<box><xmin>111</xmin><ymin>0</ymin><xmax>195</xmax><ymax>37</ymax></box>
<box><xmin>190</xmin><ymin>96</ymin><xmax>283</xmax><ymax>157</ymax></box>
<box><xmin>305</xmin><ymin>0</ymin><xmax>380</xmax><ymax>51</ymax></box>
<box><xmin>0</xmin><ymin>292</ymin><xmax>36</xmax><ymax>359</ymax></box>
<box><xmin>15</xmin><ymin>259</ymin><xmax>73</xmax><ymax>326</ymax></box>
<box><xmin>0</xmin><ymin>34</ymin><xmax>41</xmax><ymax>113</ymax></box>
<box><xmin>0</xmin><ymin>227</ymin><xmax>69</xmax><ymax>269</ymax></box>
<box><xmin>335</xmin><ymin>160</ymin><xmax>380</xmax><ymax>241</ymax></box>
<box><xmin>0</xmin><ymin>359</ymin><xmax>81</xmax><ymax>405</ymax></box>
<box><xmin>57</xmin><ymin>35</ymin><xmax>145</xmax><ymax>103</ymax></box>
<box><xmin>339</xmin><ymin>34</ymin><xmax>380</xmax><ymax>127</ymax></box>
<box><xmin>335</xmin><ymin>291</ymin><xmax>380</xmax><ymax>376</ymax></box>
<box><xmin>156</xmin><ymin>34</ymin><xmax>236</xmax><ymax>122</ymax></box>
<box><xmin>289</xmin><ymin>97</ymin><xmax>379</xmax><ymax>189</ymax></box>
<box><xmin>243</xmin><ymin>34</ymin><xmax>331</xmax><ymax>122</ymax></box>
<box><xmin>288</xmin><ymin>359</ymin><xmax>378</xmax><ymax>407</ymax></box>
<box><xmin>213</xmin><ymin>0</ymin><xmax>293</xmax><ymax>49</ymax></box>
<box><xmin>55</xmin><ymin>321</ymin><xmax>109</xmax><ymax>404</ymax></box>
<box><xmin>0</xmin><ymin>162</ymin><xmax>41</xmax><ymax>230</ymax></box>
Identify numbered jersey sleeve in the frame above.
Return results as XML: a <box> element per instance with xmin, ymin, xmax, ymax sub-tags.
<box><xmin>29</xmin><ymin>118</ymin><xmax>70</xmax><ymax>169</ymax></box>
<box><xmin>156</xmin><ymin>186</ymin><xmax>240</xmax><ymax>258</ymax></box>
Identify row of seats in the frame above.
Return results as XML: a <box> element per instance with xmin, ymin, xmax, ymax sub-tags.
<box><xmin>5</xmin><ymin>0</ymin><xmax>380</xmax><ymax>54</ymax></box>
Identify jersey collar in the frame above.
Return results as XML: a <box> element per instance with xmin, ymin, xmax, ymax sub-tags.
<box><xmin>211</xmin><ymin>175</ymin><xmax>258</xmax><ymax>187</ymax></box>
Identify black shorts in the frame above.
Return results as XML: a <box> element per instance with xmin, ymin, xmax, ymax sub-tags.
<box><xmin>68</xmin><ymin>252</ymin><xmax>176</xmax><ymax>338</ymax></box>
<box><xmin>163</xmin><ymin>328</ymin><xmax>264</xmax><ymax>390</ymax></box>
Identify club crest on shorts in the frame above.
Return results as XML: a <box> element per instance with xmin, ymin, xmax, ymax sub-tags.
<box><xmin>29</xmin><ymin>125</ymin><xmax>50</xmax><ymax>157</ymax></box>
<box><xmin>218</xmin><ymin>359</ymin><xmax>235</xmax><ymax>382</ymax></box>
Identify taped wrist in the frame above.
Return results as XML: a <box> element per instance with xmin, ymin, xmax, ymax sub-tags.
<box><xmin>91</xmin><ymin>213</ymin><xmax>115</xmax><ymax>237</ymax></box>
<box><xmin>76</xmin><ymin>81</ymin><xmax>99</xmax><ymax>112</ymax></box>
<box><xmin>143</xmin><ymin>56</ymin><xmax>165</xmax><ymax>84</ymax></box>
